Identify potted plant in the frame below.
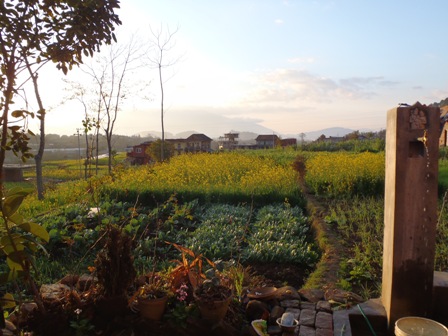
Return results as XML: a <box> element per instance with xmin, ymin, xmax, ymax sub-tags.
<box><xmin>167</xmin><ymin>242</ymin><xmax>207</xmax><ymax>291</ymax></box>
<box><xmin>130</xmin><ymin>271</ymin><xmax>173</xmax><ymax>321</ymax></box>
<box><xmin>193</xmin><ymin>263</ymin><xmax>233</xmax><ymax>324</ymax></box>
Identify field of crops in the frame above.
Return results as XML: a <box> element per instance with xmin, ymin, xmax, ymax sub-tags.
<box><xmin>6</xmin><ymin>146</ymin><xmax>448</xmax><ymax>307</ymax></box>
<box><xmin>101</xmin><ymin>152</ymin><xmax>305</xmax><ymax>206</ymax></box>
<box><xmin>305</xmin><ymin>151</ymin><xmax>385</xmax><ymax>197</ymax></box>
<box><xmin>9</xmin><ymin>151</ymin><xmax>319</xmax><ymax>288</ymax></box>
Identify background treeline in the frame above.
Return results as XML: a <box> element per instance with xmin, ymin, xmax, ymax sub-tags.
<box><xmin>300</xmin><ymin>130</ymin><xmax>386</xmax><ymax>153</ymax></box>
<box><xmin>32</xmin><ymin>133</ymin><xmax>156</xmax><ymax>150</ymax></box>
<box><xmin>5</xmin><ymin>133</ymin><xmax>157</xmax><ymax>163</ymax></box>
<box><xmin>5</xmin><ymin>129</ymin><xmax>389</xmax><ymax>163</ymax></box>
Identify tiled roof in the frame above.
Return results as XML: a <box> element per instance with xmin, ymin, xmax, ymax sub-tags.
<box><xmin>186</xmin><ymin>134</ymin><xmax>212</xmax><ymax>142</ymax></box>
<box><xmin>256</xmin><ymin>134</ymin><xmax>279</xmax><ymax>141</ymax></box>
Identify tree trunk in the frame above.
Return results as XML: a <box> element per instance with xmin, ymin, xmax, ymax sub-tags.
<box><xmin>34</xmin><ymin>112</ymin><xmax>45</xmax><ymax>200</ymax></box>
<box><xmin>0</xmin><ymin>65</ymin><xmax>15</xmax><ymax>188</ymax></box>
<box><xmin>107</xmin><ymin>132</ymin><xmax>112</xmax><ymax>174</ymax></box>
<box><xmin>84</xmin><ymin>132</ymin><xmax>89</xmax><ymax>179</ymax></box>
<box><xmin>159</xmin><ymin>64</ymin><xmax>165</xmax><ymax>162</ymax></box>
<box><xmin>27</xmin><ymin>62</ymin><xmax>46</xmax><ymax>200</ymax></box>
<box><xmin>95</xmin><ymin>128</ymin><xmax>99</xmax><ymax>175</ymax></box>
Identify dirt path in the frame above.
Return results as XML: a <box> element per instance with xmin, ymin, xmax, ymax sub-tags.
<box><xmin>302</xmin><ymin>191</ymin><xmax>344</xmax><ymax>290</ymax></box>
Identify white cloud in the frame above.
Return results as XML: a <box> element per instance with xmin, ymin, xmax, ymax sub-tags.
<box><xmin>288</xmin><ymin>57</ymin><xmax>316</xmax><ymax>64</ymax></box>
<box><xmin>240</xmin><ymin>69</ymin><xmax>397</xmax><ymax>107</ymax></box>
<box><xmin>274</xmin><ymin>19</ymin><xmax>284</xmax><ymax>25</ymax></box>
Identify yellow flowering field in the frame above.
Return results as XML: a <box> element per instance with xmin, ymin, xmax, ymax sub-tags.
<box><xmin>305</xmin><ymin>152</ymin><xmax>385</xmax><ymax>197</ymax></box>
<box><xmin>106</xmin><ymin>152</ymin><xmax>302</xmax><ymax>205</ymax></box>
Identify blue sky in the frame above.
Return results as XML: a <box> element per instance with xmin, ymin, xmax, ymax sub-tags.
<box><xmin>38</xmin><ymin>0</ymin><xmax>448</xmax><ymax>138</ymax></box>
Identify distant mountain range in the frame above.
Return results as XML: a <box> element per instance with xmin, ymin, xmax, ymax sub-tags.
<box><xmin>136</xmin><ymin>127</ymin><xmax>362</xmax><ymax>142</ymax></box>
<box><xmin>302</xmin><ymin>127</ymin><xmax>358</xmax><ymax>141</ymax></box>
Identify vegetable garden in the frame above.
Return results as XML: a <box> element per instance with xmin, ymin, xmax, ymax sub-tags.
<box><xmin>3</xmin><ymin>144</ymin><xmax>448</xmax><ymax>335</ymax></box>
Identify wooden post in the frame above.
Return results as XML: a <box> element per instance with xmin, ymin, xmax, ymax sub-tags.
<box><xmin>382</xmin><ymin>102</ymin><xmax>439</xmax><ymax>331</ymax></box>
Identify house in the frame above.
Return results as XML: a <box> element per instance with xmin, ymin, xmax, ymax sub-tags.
<box><xmin>127</xmin><ymin>133</ymin><xmax>213</xmax><ymax>164</ymax></box>
<box><xmin>167</xmin><ymin>134</ymin><xmax>213</xmax><ymax>155</ymax></box>
<box><xmin>185</xmin><ymin>134</ymin><xmax>212</xmax><ymax>153</ymax></box>
<box><xmin>126</xmin><ymin>141</ymin><xmax>153</xmax><ymax>165</ymax></box>
<box><xmin>280</xmin><ymin>138</ymin><xmax>297</xmax><ymax>147</ymax></box>
<box><xmin>165</xmin><ymin>138</ymin><xmax>187</xmax><ymax>156</ymax></box>
<box><xmin>255</xmin><ymin>134</ymin><xmax>279</xmax><ymax>149</ymax></box>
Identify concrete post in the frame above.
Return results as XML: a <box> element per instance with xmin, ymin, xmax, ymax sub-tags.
<box><xmin>382</xmin><ymin>102</ymin><xmax>439</xmax><ymax>331</ymax></box>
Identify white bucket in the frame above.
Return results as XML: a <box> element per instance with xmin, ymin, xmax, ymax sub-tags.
<box><xmin>395</xmin><ymin>317</ymin><xmax>448</xmax><ymax>336</ymax></box>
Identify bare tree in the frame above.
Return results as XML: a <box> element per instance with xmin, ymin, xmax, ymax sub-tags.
<box><xmin>147</xmin><ymin>25</ymin><xmax>181</xmax><ymax>162</ymax></box>
<box><xmin>63</xmin><ymin>80</ymin><xmax>100</xmax><ymax>178</ymax></box>
<box><xmin>83</xmin><ymin>37</ymin><xmax>144</xmax><ymax>173</ymax></box>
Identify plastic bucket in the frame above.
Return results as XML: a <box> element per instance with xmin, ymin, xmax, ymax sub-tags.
<box><xmin>395</xmin><ymin>317</ymin><xmax>448</xmax><ymax>336</ymax></box>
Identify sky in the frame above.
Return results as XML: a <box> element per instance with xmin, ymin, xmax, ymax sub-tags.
<box><xmin>30</xmin><ymin>0</ymin><xmax>448</xmax><ymax>139</ymax></box>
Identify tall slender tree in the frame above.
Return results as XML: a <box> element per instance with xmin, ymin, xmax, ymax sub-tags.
<box><xmin>63</xmin><ymin>81</ymin><xmax>100</xmax><ymax>178</ymax></box>
<box><xmin>147</xmin><ymin>25</ymin><xmax>181</xmax><ymax>162</ymax></box>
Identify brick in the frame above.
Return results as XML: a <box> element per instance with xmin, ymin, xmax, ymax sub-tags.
<box><xmin>300</xmin><ymin>301</ymin><xmax>316</xmax><ymax>310</ymax></box>
<box><xmin>316</xmin><ymin>301</ymin><xmax>332</xmax><ymax>313</ymax></box>
<box><xmin>281</xmin><ymin>299</ymin><xmax>301</xmax><ymax>308</ymax></box>
<box><xmin>315</xmin><ymin>328</ymin><xmax>333</xmax><ymax>336</ymax></box>
<box><xmin>299</xmin><ymin>325</ymin><xmax>315</xmax><ymax>336</ymax></box>
<box><xmin>315</xmin><ymin>312</ymin><xmax>333</xmax><ymax>330</ymax></box>
<box><xmin>299</xmin><ymin>309</ymin><xmax>316</xmax><ymax>327</ymax></box>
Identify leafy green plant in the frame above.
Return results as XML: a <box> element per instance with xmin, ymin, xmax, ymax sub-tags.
<box><xmin>328</xmin><ymin>196</ymin><xmax>383</xmax><ymax>297</ymax></box>
<box><xmin>187</xmin><ymin>204</ymin><xmax>249</xmax><ymax>260</ymax></box>
<box><xmin>194</xmin><ymin>262</ymin><xmax>232</xmax><ymax>302</ymax></box>
<box><xmin>0</xmin><ymin>187</ymin><xmax>49</xmax><ymax>312</ymax></box>
<box><xmin>168</xmin><ymin>299</ymin><xmax>194</xmax><ymax>329</ymax></box>
<box><xmin>224</xmin><ymin>262</ymin><xmax>246</xmax><ymax>302</ymax></box>
<box><xmin>70</xmin><ymin>309</ymin><xmax>94</xmax><ymax>336</ymax></box>
<box><xmin>244</xmin><ymin>204</ymin><xmax>319</xmax><ymax>264</ymax></box>
<box><xmin>131</xmin><ymin>271</ymin><xmax>173</xmax><ymax>301</ymax></box>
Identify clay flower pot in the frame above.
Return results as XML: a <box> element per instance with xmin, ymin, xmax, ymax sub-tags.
<box><xmin>137</xmin><ymin>295</ymin><xmax>168</xmax><ymax>321</ymax></box>
<box><xmin>194</xmin><ymin>285</ymin><xmax>232</xmax><ymax>323</ymax></box>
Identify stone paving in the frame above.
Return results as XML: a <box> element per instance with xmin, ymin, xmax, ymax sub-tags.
<box><xmin>247</xmin><ymin>287</ymin><xmax>337</xmax><ymax>336</ymax></box>
<box><xmin>266</xmin><ymin>299</ymin><xmax>333</xmax><ymax>335</ymax></box>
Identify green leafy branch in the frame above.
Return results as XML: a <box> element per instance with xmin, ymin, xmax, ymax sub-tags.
<box><xmin>0</xmin><ymin>187</ymin><xmax>49</xmax><ymax>312</ymax></box>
